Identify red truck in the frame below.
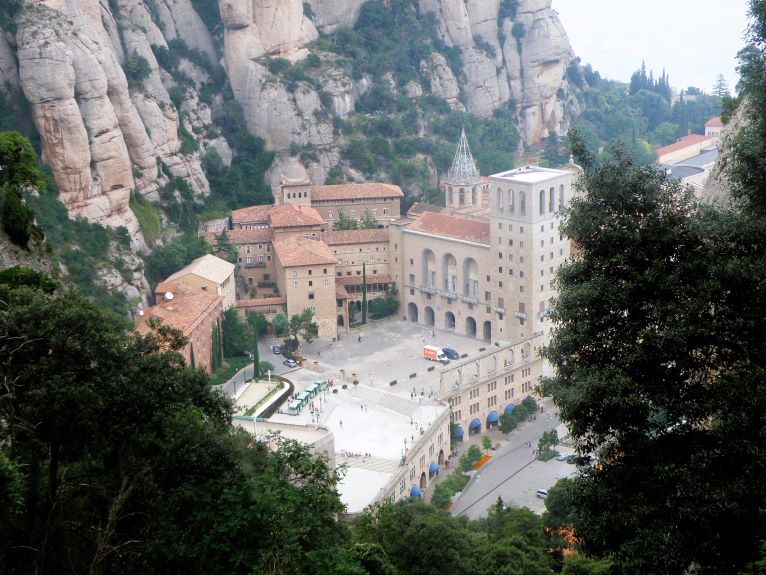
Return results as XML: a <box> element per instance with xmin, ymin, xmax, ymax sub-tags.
<box><xmin>423</xmin><ymin>345</ymin><xmax>448</xmax><ymax>361</ymax></box>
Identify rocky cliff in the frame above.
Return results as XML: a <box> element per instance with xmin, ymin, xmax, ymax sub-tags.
<box><xmin>0</xmin><ymin>0</ymin><xmax>578</xmax><ymax>237</ymax></box>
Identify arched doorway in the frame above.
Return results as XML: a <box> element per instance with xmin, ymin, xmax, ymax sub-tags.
<box><xmin>408</xmin><ymin>302</ymin><xmax>418</xmax><ymax>322</ymax></box>
<box><xmin>356</xmin><ymin>300</ymin><xmax>362</xmax><ymax>311</ymax></box>
<box><xmin>469</xmin><ymin>418</ymin><xmax>481</xmax><ymax>435</ymax></box>
<box><xmin>438</xmin><ymin>449</ymin><xmax>445</xmax><ymax>465</ymax></box>
<box><xmin>424</xmin><ymin>306</ymin><xmax>435</xmax><ymax>326</ymax></box>
<box><xmin>487</xmin><ymin>411</ymin><xmax>499</xmax><ymax>429</ymax></box>
<box><xmin>483</xmin><ymin>320</ymin><xmax>492</xmax><ymax>341</ymax></box>
<box><xmin>466</xmin><ymin>316</ymin><xmax>477</xmax><ymax>337</ymax></box>
<box><xmin>429</xmin><ymin>461</ymin><xmax>438</xmax><ymax>477</ymax></box>
<box><xmin>445</xmin><ymin>311</ymin><xmax>456</xmax><ymax>330</ymax></box>
<box><xmin>337</xmin><ymin>315</ymin><xmax>344</xmax><ymax>326</ymax></box>
<box><xmin>419</xmin><ymin>471</ymin><xmax>427</xmax><ymax>489</ymax></box>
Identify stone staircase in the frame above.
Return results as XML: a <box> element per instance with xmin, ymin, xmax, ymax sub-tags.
<box><xmin>341</xmin><ymin>455</ymin><xmax>401</xmax><ymax>474</ymax></box>
<box><xmin>353</xmin><ymin>386</ymin><xmax>420</xmax><ymax>417</ymax></box>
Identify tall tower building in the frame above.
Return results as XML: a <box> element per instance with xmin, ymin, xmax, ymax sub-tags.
<box><xmin>443</xmin><ymin>129</ymin><xmax>483</xmax><ymax>210</ymax></box>
<box><xmin>488</xmin><ymin>166</ymin><xmax>574</xmax><ymax>342</ymax></box>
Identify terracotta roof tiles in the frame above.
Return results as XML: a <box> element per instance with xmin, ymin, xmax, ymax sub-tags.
<box><xmin>310</xmin><ymin>183</ymin><xmax>403</xmax><ymax>201</ymax></box>
<box><xmin>137</xmin><ymin>289</ymin><xmax>222</xmax><ymax>336</ymax></box>
<box><xmin>705</xmin><ymin>116</ymin><xmax>723</xmax><ymax>128</ymax></box>
<box><xmin>321</xmin><ymin>228</ymin><xmax>389</xmax><ymax>245</ymax></box>
<box><xmin>336</xmin><ymin>274</ymin><xmax>392</xmax><ymax>286</ymax></box>
<box><xmin>272</xmin><ymin>235</ymin><xmax>335</xmax><ymax>267</ymax></box>
<box><xmin>230</xmin><ymin>204</ymin><xmax>272</xmax><ymax>225</ymax></box>
<box><xmin>656</xmin><ymin>134</ymin><xmax>712</xmax><ymax>157</ymax></box>
<box><xmin>406</xmin><ymin>212</ymin><xmax>490</xmax><ymax>245</ymax></box>
<box><xmin>269</xmin><ymin>204</ymin><xmax>325</xmax><ymax>228</ymax></box>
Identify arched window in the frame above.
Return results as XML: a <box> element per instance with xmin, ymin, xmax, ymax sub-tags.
<box><xmin>328</xmin><ymin>210</ymin><xmax>334</xmax><ymax>218</ymax></box>
<box><xmin>559</xmin><ymin>184</ymin><xmax>565</xmax><ymax>208</ymax></box>
<box><xmin>519</xmin><ymin>191</ymin><xmax>526</xmax><ymax>215</ymax></box>
<box><xmin>497</xmin><ymin>188</ymin><xmax>504</xmax><ymax>210</ymax></box>
<box><xmin>509</xmin><ymin>190</ymin><xmax>514</xmax><ymax>213</ymax></box>
<box><xmin>549</xmin><ymin>187</ymin><xmax>555</xmax><ymax>212</ymax></box>
<box><xmin>448</xmin><ymin>187</ymin><xmax>453</xmax><ymax>205</ymax></box>
<box><xmin>539</xmin><ymin>190</ymin><xmax>545</xmax><ymax>215</ymax></box>
<box><xmin>459</xmin><ymin>188</ymin><xmax>465</xmax><ymax>205</ymax></box>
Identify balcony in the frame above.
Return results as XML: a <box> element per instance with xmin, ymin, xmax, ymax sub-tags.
<box><xmin>459</xmin><ymin>295</ymin><xmax>478</xmax><ymax>305</ymax></box>
<box><xmin>441</xmin><ymin>290</ymin><xmax>457</xmax><ymax>300</ymax></box>
<box><xmin>420</xmin><ymin>284</ymin><xmax>436</xmax><ymax>295</ymax></box>
<box><xmin>513</xmin><ymin>311</ymin><xmax>527</xmax><ymax>320</ymax></box>
<box><xmin>244</xmin><ymin>260</ymin><xmax>265</xmax><ymax>268</ymax></box>
<box><xmin>495</xmin><ymin>307</ymin><xmax>506</xmax><ymax>314</ymax></box>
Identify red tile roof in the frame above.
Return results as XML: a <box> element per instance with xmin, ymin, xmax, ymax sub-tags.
<box><xmin>407</xmin><ymin>202</ymin><xmax>444</xmax><ymax>216</ymax></box>
<box><xmin>335</xmin><ymin>282</ymin><xmax>350</xmax><ymax>299</ymax></box>
<box><xmin>656</xmin><ymin>134</ymin><xmax>712</xmax><ymax>157</ymax></box>
<box><xmin>138</xmin><ymin>289</ymin><xmax>222</xmax><ymax>336</ymax></box>
<box><xmin>337</xmin><ymin>274</ymin><xmax>393</xmax><ymax>286</ymax></box>
<box><xmin>321</xmin><ymin>228</ymin><xmax>389</xmax><ymax>245</ymax></box>
<box><xmin>231</xmin><ymin>204</ymin><xmax>272</xmax><ymax>225</ymax></box>
<box><xmin>200</xmin><ymin>228</ymin><xmax>273</xmax><ymax>245</ymax></box>
<box><xmin>272</xmin><ymin>235</ymin><xmax>335</xmax><ymax>267</ymax></box>
<box><xmin>705</xmin><ymin>116</ymin><xmax>723</xmax><ymax>128</ymax></box>
<box><xmin>406</xmin><ymin>212</ymin><xmax>490</xmax><ymax>245</ymax></box>
<box><xmin>269</xmin><ymin>204</ymin><xmax>325</xmax><ymax>228</ymax></box>
<box><xmin>310</xmin><ymin>183</ymin><xmax>403</xmax><ymax>201</ymax></box>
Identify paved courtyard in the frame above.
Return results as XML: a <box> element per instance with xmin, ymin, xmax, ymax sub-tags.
<box><xmin>224</xmin><ymin>320</ymin><xmax>563</xmax><ymax>515</ymax></box>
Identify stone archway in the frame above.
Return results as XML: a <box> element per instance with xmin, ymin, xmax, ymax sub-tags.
<box><xmin>408</xmin><ymin>302</ymin><xmax>418</xmax><ymax>322</ymax></box>
<box><xmin>483</xmin><ymin>320</ymin><xmax>492</xmax><ymax>341</ymax></box>
<box><xmin>445</xmin><ymin>311</ymin><xmax>456</xmax><ymax>330</ymax></box>
<box><xmin>466</xmin><ymin>316</ymin><xmax>477</xmax><ymax>337</ymax></box>
<box><xmin>337</xmin><ymin>315</ymin><xmax>344</xmax><ymax>327</ymax></box>
<box><xmin>438</xmin><ymin>449</ymin><xmax>445</xmax><ymax>465</ymax></box>
<box><xmin>419</xmin><ymin>471</ymin><xmax>427</xmax><ymax>489</ymax></box>
<box><xmin>424</xmin><ymin>306</ymin><xmax>435</xmax><ymax>326</ymax></box>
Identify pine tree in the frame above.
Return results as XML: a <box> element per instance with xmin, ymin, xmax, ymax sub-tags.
<box><xmin>713</xmin><ymin>73</ymin><xmax>730</xmax><ymax>97</ymax></box>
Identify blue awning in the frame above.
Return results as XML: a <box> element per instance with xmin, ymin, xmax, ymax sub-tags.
<box><xmin>410</xmin><ymin>485</ymin><xmax>422</xmax><ymax>497</ymax></box>
<box><xmin>469</xmin><ymin>418</ymin><xmax>481</xmax><ymax>430</ymax></box>
<box><xmin>487</xmin><ymin>410</ymin><xmax>499</xmax><ymax>423</ymax></box>
<box><xmin>429</xmin><ymin>461</ymin><xmax>439</xmax><ymax>476</ymax></box>
<box><xmin>452</xmin><ymin>425</ymin><xmax>464</xmax><ymax>438</ymax></box>
<box><xmin>504</xmin><ymin>404</ymin><xmax>515</xmax><ymax>414</ymax></box>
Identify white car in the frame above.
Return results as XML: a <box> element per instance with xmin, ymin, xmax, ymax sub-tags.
<box><xmin>556</xmin><ymin>452</ymin><xmax>570</xmax><ymax>461</ymax></box>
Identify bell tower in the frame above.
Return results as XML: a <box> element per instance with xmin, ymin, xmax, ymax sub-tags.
<box><xmin>442</xmin><ymin>128</ymin><xmax>482</xmax><ymax>210</ymax></box>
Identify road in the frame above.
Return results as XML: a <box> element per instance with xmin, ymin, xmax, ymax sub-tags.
<box><xmin>450</xmin><ymin>404</ymin><xmax>572</xmax><ymax>518</ymax></box>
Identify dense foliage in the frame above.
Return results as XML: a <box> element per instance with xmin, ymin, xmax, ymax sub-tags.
<box><xmin>541</xmin><ymin>104</ymin><xmax>766</xmax><ymax>574</ymax></box>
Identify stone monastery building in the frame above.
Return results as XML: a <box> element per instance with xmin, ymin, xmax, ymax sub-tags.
<box><xmin>201</xmin><ymin>132</ymin><xmax>579</xmax><ymax>344</ymax></box>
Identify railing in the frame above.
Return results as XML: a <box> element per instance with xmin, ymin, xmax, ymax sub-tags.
<box><xmin>459</xmin><ymin>295</ymin><xmax>478</xmax><ymax>305</ymax></box>
<box><xmin>441</xmin><ymin>290</ymin><xmax>457</xmax><ymax>300</ymax></box>
<box><xmin>420</xmin><ymin>284</ymin><xmax>436</xmax><ymax>294</ymax></box>
<box><xmin>513</xmin><ymin>311</ymin><xmax>527</xmax><ymax>320</ymax></box>
<box><xmin>244</xmin><ymin>260</ymin><xmax>265</xmax><ymax>268</ymax></box>
<box><xmin>495</xmin><ymin>307</ymin><xmax>506</xmax><ymax>314</ymax></box>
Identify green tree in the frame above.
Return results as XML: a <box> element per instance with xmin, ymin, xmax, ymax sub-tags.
<box><xmin>0</xmin><ymin>132</ymin><xmax>43</xmax><ymax>248</ymax></box>
<box><xmin>713</xmin><ymin>72</ymin><xmax>730</xmax><ymax>97</ymax></box>
<box><xmin>247</xmin><ymin>311</ymin><xmax>268</xmax><ymax>335</ymax></box>
<box><xmin>288</xmin><ymin>308</ymin><xmax>316</xmax><ymax>343</ymax></box>
<box><xmin>537</xmin><ymin>429</ymin><xmax>559</xmax><ymax>457</ymax></box>
<box><xmin>0</xmin><ymin>275</ymin><xmax>356</xmax><ymax>574</ymax></box>
<box><xmin>333</xmin><ymin>209</ymin><xmax>359</xmax><ymax>230</ymax></box>
<box><xmin>222</xmin><ymin>307</ymin><xmax>247</xmax><ymax>357</ymax></box>
<box><xmin>542</xmin><ymin>127</ymin><xmax>766</xmax><ymax>573</ymax></box>
<box><xmin>272</xmin><ymin>312</ymin><xmax>289</xmax><ymax>337</ymax></box>
<box><xmin>481</xmin><ymin>435</ymin><xmax>492</xmax><ymax>454</ymax></box>
<box><xmin>359</xmin><ymin>209</ymin><xmax>380</xmax><ymax>229</ymax></box>
<box><xmin>542</xmin><ymin>131</ymin><xmax>567</xmax><ymax>167</ymax></box>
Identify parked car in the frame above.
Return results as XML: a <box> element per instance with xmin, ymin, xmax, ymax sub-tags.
<box><xmin>283</xmin><ymin>358</ymin><xmax>297</xmax><ymax>368</ymax></box>
<box><xmin>556</xmin><ymin>452</ymin><xmax>570</xmax><ymax>461</ymax></box>
<box><xmin>536</xmin><ymin>489</ymin><xmax>548</xmax><ymax>499</ymax></box>
<box><xmin>272</xmin><ymin>345</ymin><xmax>282</xmax><ymax>355</ymax></box>
<box><xmin>442</xmin><ymin>347</ymin><xmax>460</xmax><ymax>360</ymax></box>
<box><xmin>566</xmin><ymin>454</ymin><xmax>577</xmax><ymax>464</ymax></box>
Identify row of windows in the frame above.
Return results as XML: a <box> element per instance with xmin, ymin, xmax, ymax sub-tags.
<box><xmin>240</xmin><ymin>243</ymin><xmax>271</xmax><ymax>253</ymax></box>
<box><xmin>333</xmin><ymin>246</ymin><xmax>388</xmax><ymax>253</ymax></box>
<box><xmin>337</xmin><ymin>259</ymin><xmax>387</xmax><ymax>265</ymax></box>
<box><xmin>292</xmin><ymin>268</ymin><xmax>329</xmax><ymax>277</ymax></box>
<box><xmin>495</xmin><ymin>186</ymin><xmax>566</xmax><ymax>215</ymax></box>
<box><xmin>326</xmin><ymin>208</ymin><xmax>389</xmax><ymax>218</ymax></box>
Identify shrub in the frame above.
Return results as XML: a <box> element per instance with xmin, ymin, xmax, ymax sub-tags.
<box><xmin>333</xmin><ymin>389</ymin><xmax>338</xmax><ymax>394</ymax></box>
<box><xmin>389</xmin><ymin>380</ymin><xmax>397</xmax><ymax>386</ymax></box>
<box><xmin>342</xmin><ymin>384</ymin><xmax>348</xmax><ymax>389</ymax></box>
<box><xmin>129</xmin><ymin>190</ymin><xmax>160</xmax><ymax>246</ymax></box>
<box><xmin>459</xmin><ymin>445</ymin><xmax>483</xmax><ymax>472</ymax></box>
<box><xmin>461</xmin><ymin>353</ymin><xmax>468</xmax><ymax>358</ymax></box>
<box><xmin>124</xmin><ymin>51</ymin><xmax>151</xmax><ymax>86</ymax></box>
<box><xmin>409</xmin><ymin>373</ymin><xmax>417</xmax><ymax>379</ymax></box>
<box><xmin>427</xmin><ymin>366</ymin><xmax>435</xmax><ymax>372</ymax></box>
<box><xmin>511</xmin><ymin>22</ymin><xmax>525</xmax><ymax>39</ymax></box>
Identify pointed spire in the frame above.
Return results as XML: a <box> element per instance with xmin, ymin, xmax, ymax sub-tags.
<box><xmin>447</xmin><ymin>128</ymin><xmax>480</xmax><ymax>181</ymax></box>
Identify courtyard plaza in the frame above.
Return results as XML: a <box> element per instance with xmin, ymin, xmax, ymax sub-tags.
<box><xmin>225</xmin><ymin>320</ymin><xmax>558</xmax><ymax>515</ymax></box>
